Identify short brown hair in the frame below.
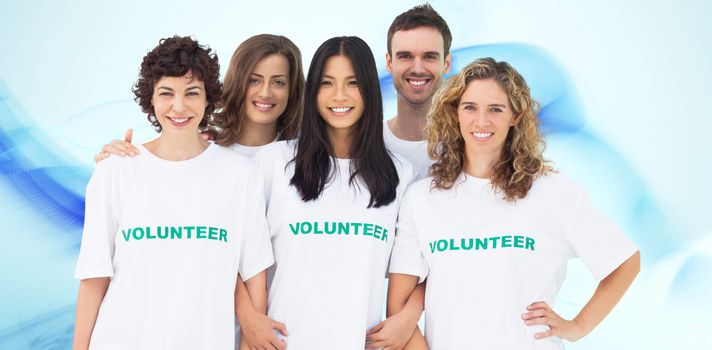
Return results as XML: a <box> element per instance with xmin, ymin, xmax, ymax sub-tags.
<box><xmin>132</xmin><ymin>36</ymin><xmax>222</xmax><ymax>132</ymax></box>
<box><xmin>212</xmin><ymin>34</ymin><xmax>304</xmax><ymax>145</ymax></box>
<box><xmin>387</xmin><ymin>3</ymin><xmax>452</xmax><ymax>55</ymax></box>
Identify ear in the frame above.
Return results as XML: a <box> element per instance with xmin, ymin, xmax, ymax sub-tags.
<box><xmin>385</xmin><ymin>52</ymin><xmax>393</xmax><ymax>73</ymax></box>
<box><xmin>443</xmin><ymin>53</ymin><xmax>452</xmax><ymax>75</ymax></box>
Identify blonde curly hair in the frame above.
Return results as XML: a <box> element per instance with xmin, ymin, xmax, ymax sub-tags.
<box><xmin>425</xmin><ymin>57</ymin><xmax>549</xmax><ymax>200</ymax></box>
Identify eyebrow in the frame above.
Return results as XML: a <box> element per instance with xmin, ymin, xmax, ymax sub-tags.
<box><xmin>394</xmin><ymin>50</ymin><xmax>441</xmax><ymax>57</ymax></box>
<box><xmin>322</xmin><ymin>75</ymin><xmax>356</xmax><ymax>80</ymax></box>
<box><xmin>460</xmin><ymin>102</ymin><xmax>508</xmax><ymax>108</ymax></box>
<box><xmin>156</xmin><ymin>86</ymin><xmax>203</xmax><ymax>91</ymax></box>
<box><xmin>250</xmin><ymin>73</ymin><xmax>289</xmax><ymax>79</ymax></box>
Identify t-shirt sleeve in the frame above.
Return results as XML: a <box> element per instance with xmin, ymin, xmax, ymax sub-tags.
<box><xmin>238</xmin><ymin>164</ymin><xmax>275</xmax><ymax>282</ymax></box>
<box><xmin>564</xmin><ymin>187</ymin><xmax>639</xmax><ymax>281</ymax></box>
<box><xmin>388</xmin><ymin>188</ymin><xmax>429</xmax><ymax>283</ymax></box>
<box><xmin>74</xmin><ymin>160</ymin><xmax>119</xmax><ymax>280</ymax></box>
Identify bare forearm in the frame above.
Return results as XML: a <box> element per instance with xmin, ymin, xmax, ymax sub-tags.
<box><xmin>574</xmin><ymin>251</ymin><xmax>640</xmax><ymax>335</ymax></box>
<box><xmin>403</xmin><ymin>326</ymin><xmax>428</xmax><ymax>350</ymax></box>
<box><xmin>243</xmin><ymin>271</ymin><xmax>268</xmax><ymax>313</ymax></box>
<box><xmin>73</xmin><ymin>278</ymin><xmax>110</xmax><ymax>350</ymax></box>
<box><xmin>235</xmin><ymin>275</ymin><xmax>257</xmax><ymax>323</ymax></box>
<box><xmin>387</xmin><ymin>274</ymin><xmax>428</xmax><ymax>349</ymax></box>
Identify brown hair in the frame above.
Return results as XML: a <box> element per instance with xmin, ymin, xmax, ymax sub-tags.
<box><xmin>133</xmin><ymin>36</ymin><xmax>221</xmax><ymax>132</ymax></box>
<box><xmin>425</xmin><ymin>57</ymin><xmax>549</xmax><ymax>200</ymax></box>
<box><xmin>387</xmin><ymin>3</ymin><xmax>452</xmax><ymax>55</ymax></box>
<box><xmin>212</xmin><ymin>34</ymin><xmax>304</xmax><ymax>145</ymax></box>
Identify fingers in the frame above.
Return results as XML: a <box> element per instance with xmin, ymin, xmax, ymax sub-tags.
<box><xmin>367</xmin><ymin>322</ymin><xmax>385</xmax><ymax>335</ymax></box>
<box><xmin>123</xmin><ymin>128</ymin><xmax>133</xmax><ymax>143</ymax></box>
<box><xmin>94</xmin><ymin>152</ymin><xmax>110</xmax><ymax>163</ymax></box>
<box><xmin>268</xmin><ymin>337</ymin><xmax>286</xmax><ymax>350</ymax></box>
<box><xmin>527</xmin><ymin>301</ymin><xmax>550</xmax><ymax>311</ymax></box>
<box><xmin>273</xmin><ymin>321</ymin><xmax>289</xmax><ymax>336</ymax></box>
<box><xmin>534</xmin><ymin>329</ymin><xmax>554</xmax><ymax>339</ymax></box>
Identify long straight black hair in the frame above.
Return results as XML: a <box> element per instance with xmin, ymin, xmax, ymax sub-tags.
<box><xmin>290</xmin><ymin>36</ymin><xmax>399</xmax><ymax>208</ymax></box>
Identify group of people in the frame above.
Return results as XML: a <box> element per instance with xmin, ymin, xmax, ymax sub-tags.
<box><xmin>72</xmin><ymin>4</ymin><xmax>640</xmax><ymax>350</ymax></box>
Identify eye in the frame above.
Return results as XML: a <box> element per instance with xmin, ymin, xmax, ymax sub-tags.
<box><xmin>398</xmin><ymin>54</ymin><xmax>412</xmax><ymax>60</ymax></box>
<box><xmin>463</xmin><ymin>104</ymin><xmax>475</xmax><ymax>111</ymax></box>
<box><xmin>347</xmin><ymin>79</ymin><xmax>359</xmax><ymax>86</ymax></box>
<box><xmin>186</xmin><ymin>91</ymin><xmax>200</xmax><ymax>96</ymax></box>
<box><xmin>490</xmin><ymin>107</ymin><xmax>503</xmax><ymax>113</ymax></box>
<box><xmin>249</xmin><ymin>78</ymin><xmax>261</xmax><ymax>85</ymax></box>
<box><xmin>273</xmin><ymin>79</ymin><xmax>287</xmax><ymax>87</ymax></box>
<box><xmin>424</xmin><ymin>54</ymin><xmax>438</xmax><ymax>60</ymax></box>
<box><xmin>320</xmin><ymin>80</ymin><xmax>333</xmax><ymax>86</ymax></box>
<box><xmin>159</xmin><ymin>92</ymin><xmax>173</xmax><ymax>97</ymax></box>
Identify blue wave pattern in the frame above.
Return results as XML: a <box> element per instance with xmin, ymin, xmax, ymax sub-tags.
<box><xmin>0</xmin><ymin>43</ymin><xmax>687</xmax><ymax>348</ymax></box>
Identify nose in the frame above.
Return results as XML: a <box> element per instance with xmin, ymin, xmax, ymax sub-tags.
<box><xmin>333</xmin><ymin>84</ymin><xmax>347</xmax><ymax>101</ymax></box>
<box><xmin>475</xmin><ymin>110</ymin><xmax>489</xmax><ymax>127</ymax></box>
<box><xmin>258</xmin><ymin>82</ymin><xmax>273</xmax><ymax>99</ymax></box>
<box><xmin>172</xmin><ymin>95</ymin><xmax>186</xmax><ymax>113</ymax></box>
<box><xmin>411</xmin><ymin>57</ymin><xmax>426</xmax><ymax>74</ymax></box>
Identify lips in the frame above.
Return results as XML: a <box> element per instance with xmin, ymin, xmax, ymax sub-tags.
<box><xmin>166</xmin><ymin>116</ymin><xmax>193</xmax><ymax>127</ymax></box>
<box><xmin>253</xmin><ymin>101</ymin><xmax>276</xmax><ymax>112</ymax></box>
<box><xmin>471</xmin><ymin>131</ymin><xmax>494</xmax><ymax>141</ymax></box>
<box><xmin>406</xmin><ymin>77</ymin><xmax>432</xmax><ymax>89</ymax></box>
<box><xmin>328</xmin><ymin>106</ymin><xmax>353</xmax><ymax>114</ymax></box>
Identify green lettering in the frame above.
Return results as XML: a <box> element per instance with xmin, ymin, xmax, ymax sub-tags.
<box><xmin>381</xmin><ymin>228</ymin><xmax>388</xmax><ymax>241</ymax></box>
<box><xmin>325</xmin><ymin>222</ymin><xmax>336</xmax><ymax>234</ymax></box>
<box><xmin>122</xmin><ymin>229</ymin><xmax>131</xmax><ymax>242</ymax></box>
<box><xmin>449</xmin><ymin>238</ymin><xmax>460</xmax><ymax>250</ymax></box>
<box><xmin>146</xmin><ymin>227</ymin><xmax>156</xmax><ymax>239</ymax></box>
<box><xmin>289</xmin><ymin>223</ymin><xmax>300</xmax><ymax>235</ymax></box>
<box><xmin>171</xmin><ymin>227</ymin><xmax>182</xmax><ymax>239</ymax></box>
<box><xmin>429</xmin><ymin>241</ymin><xmax>437</xmax><ymax>253</ymax></box>
<box><xmin>525</xmin><ymin>237</ymin><xmax>535</xmax><ymax>251</ymax></box>
<box><xmin>219</xmin><ymin>229</ymin><xmax>228</xmax><ymax>242</ymax></box>
<box><xmin>157</xmin><ymin>226</ymin><xmax>168</xmax><ymax>239</ymax></box>
<box><xmin>132</xmin><ymin>227</ymin><xmax>145</xmax><ymax>240</ymax></box>
<box><xmin>514</xmin><ymin>235</ymin><xmax>524</xmax><ymax>248</ymax></box>
<box><xmin>461</xmin><ymin>238</ymin><xmax>473</xmax><ymax>250</ymax></box>
<box><xmin>301</xmin><ymin>222</ymin><xmax>312</xmax><ymax>234</ymax></box>
<box><xmin>437</xmin><ymin>239</ymin><xmax>448</xmax><ymax>252</ymax></box>
<box><xmin>502</xmin><ymin>235</ymin><xmax>512</xmax><ymax>248</ymax></box>
<box><xmin>338</xmin><ymin>222</ymin><xmax>350</xmax><ymax>235</ymax></box>
<box><xmin>196</xmin><ymin>226</ymin><xmax>207</xmax><ymax>239</ymax></box>
<box><xmin>373</xmin><ymin>225</ymin><xmax>382</xmax><ymax>239</ymax></box>
<box><xmin>184</xmin><ymin>226</ymin><xmax>195</xmax><ymax>239</ymax></box>
<box><xmin>475</xmin><ymin>238</ymin><xmax>488</xmax><ymax>250</ymax></box>
<box><xmin>364</xmin><ymin>223</ymin><xmax>374</xmax><ymax>236</ymax></box>
<box><xmin>314</xmin><ymin>222</ymin><xmax>323</xmax><ymax>234</ymax></box>
<box><xmin>489</xmin><ymin>236</ymin><xmax>500</xmax><ymax>248</ymax></box>
<box><xmin>352</xmin><ymin>222</ymin><xmax>363</xmax><ymax>235</ymax></box>
<box><xmin>208</xmin><ymin>227</ymin><xmax>218</xmax><ymax>240</ymax></box>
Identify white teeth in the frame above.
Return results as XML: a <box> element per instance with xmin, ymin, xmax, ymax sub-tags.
<box><xmin>172</xmin><ymin>118</ymin><xmax>188</xmax><ymax>123</ymax></box>
<box><xmin>409</xmin><ymin>79</ymin><xmax>427</xmax><ymax>86</ymax></box>
<box><xmin>472</xmin><ymin>132</ymin><xmax>493</xmax><ymax>138</ymax></box>
<box><xmin>255</xmin><ymin>102</ymin><xmax>274</xmax><ymax>109</ymax></box>
<box><xmin>330</xmin><ymin>107</ymin><xmax>352</xmax><ymax>113</ymax></box>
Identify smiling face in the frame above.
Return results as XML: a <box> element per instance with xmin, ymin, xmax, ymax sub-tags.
<box><xmin>243</xmin><ymin>54</ymin><xmax>290</xmax><ymax>128</ymax></box>
<box><xmin>317</xmin><ymin>55</ymin><xmax>364</xmax><ymax>136</ymax></box>
<box><xmin>151</xmin><ymin>71</ymin><xmax>207</xmax><ymax>135</ymax></box>
<box><xmin>458</xmin><ymin>78</ymin><xmax>516</xmax><ymax>159</ymax></box>
<box><xmin>387</xmin><ymin>26</ymin><xmax>451</xmax><ymax>107</ymax></box>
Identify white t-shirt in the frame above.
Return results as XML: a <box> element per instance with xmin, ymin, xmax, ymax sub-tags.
<box><xmin>382</xmin><ymin>119</ymin><xmax>431</xmax><ymax>180</ymax></box>
<box><xmin>389</xmin><ymin>172</ymin><xmax>638</xmax><ymax>350</ymax></box>
<box><xmin>253</xmin><ymin>140</ymin><xmax>414</xmax><ymax>350</ymax></box>
<box><xmin>75</xmin><ymin>143</ymin><xmax>274</xmax><ymax>350</ymax></box>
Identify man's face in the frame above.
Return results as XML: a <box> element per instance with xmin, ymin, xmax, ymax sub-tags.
<box><xmin>387</xmin><ymin>26</ymin><xmax>452</xmax><ymax>107</ymax></box>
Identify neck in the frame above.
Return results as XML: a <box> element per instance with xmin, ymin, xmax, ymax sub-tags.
<box><xmin>463</xmin><ymin>149</ymin><xmax>501</xmax><ymax>179</ymax></box>
<box><xmin>237</xmin><ymin>119</ymin><xmax>278</xmax><ymax>146</ymax></box>
<box><xmin>388</xmin><ymin>95</ymin><xmax>432</xmax><ymax>141</ymax></box>
<box><xmin>144</xmin><ymin>132</ymin><xmax>209</xmax><ymax>161</ymax></box>
<box><xmin>327</xmin><ymin>128</ymin><xmax>352</xmax><ymax>159</ymax></box>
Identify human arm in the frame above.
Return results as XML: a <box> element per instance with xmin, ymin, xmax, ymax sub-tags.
<box><xmin>236</xmin><ymin>273</ymin><xmax>287</xmax><ymax>350</ymax></box>
<box><xmin>94</xmin><ymin>129</ymin><xmax>139</xmax><ymax>162</ymax></box>
<box><xmin>72</xmin><ymin>277</ymin><xmax>110</xmax><ymax>350</ymax></box>
<box><xmin>366</xmin><ymin>274</ymin><xmax>427</xmax><ymax>350</ymax></box>
<box><xmin>521</xmin><ymin>250</ymin><xmax>640</xmax><ymax>341</ymax></box>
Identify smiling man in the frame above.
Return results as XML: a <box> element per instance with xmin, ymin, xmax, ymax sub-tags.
<box><xmin>384</xmin><ymin>3</ymin><xmax>452</xmax><ymax>179</ymax></box>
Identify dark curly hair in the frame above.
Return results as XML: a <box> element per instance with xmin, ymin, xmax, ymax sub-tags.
<box><xmin>133</xmin><ymin>36</ymin><xmax>222</xmax><ymax>132</ymax></box>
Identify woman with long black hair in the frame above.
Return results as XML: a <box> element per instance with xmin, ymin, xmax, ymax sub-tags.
<box><xmin>251</xmin><ymin>36</ymin><xmax>415</xmax><ymax>349</ymax></box>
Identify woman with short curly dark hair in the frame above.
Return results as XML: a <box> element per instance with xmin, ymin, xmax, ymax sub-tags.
<box><xmin>388</xmin><ymin>58</ymin><xmax>640</xmax><ymax>350</ymax></box>
<box><xmin>73</xmin><ymin>36</ymin><xmax>273</xmax><ymax>350</ymax></box>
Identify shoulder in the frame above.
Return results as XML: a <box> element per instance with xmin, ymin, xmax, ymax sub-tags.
<box><xmin>254</xmin><ymin>140</ymin><xmax>295</xmax><ymax>161</ymax></box>
<box><xmin>389</xmin><ymin>152</ymin><xmax>415</xmax><ymax>182</ymax></box>
<box><xmin>529</xmin><ymin>171</ymin><xmax>586</xmax><ymax>203</ymax></box>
